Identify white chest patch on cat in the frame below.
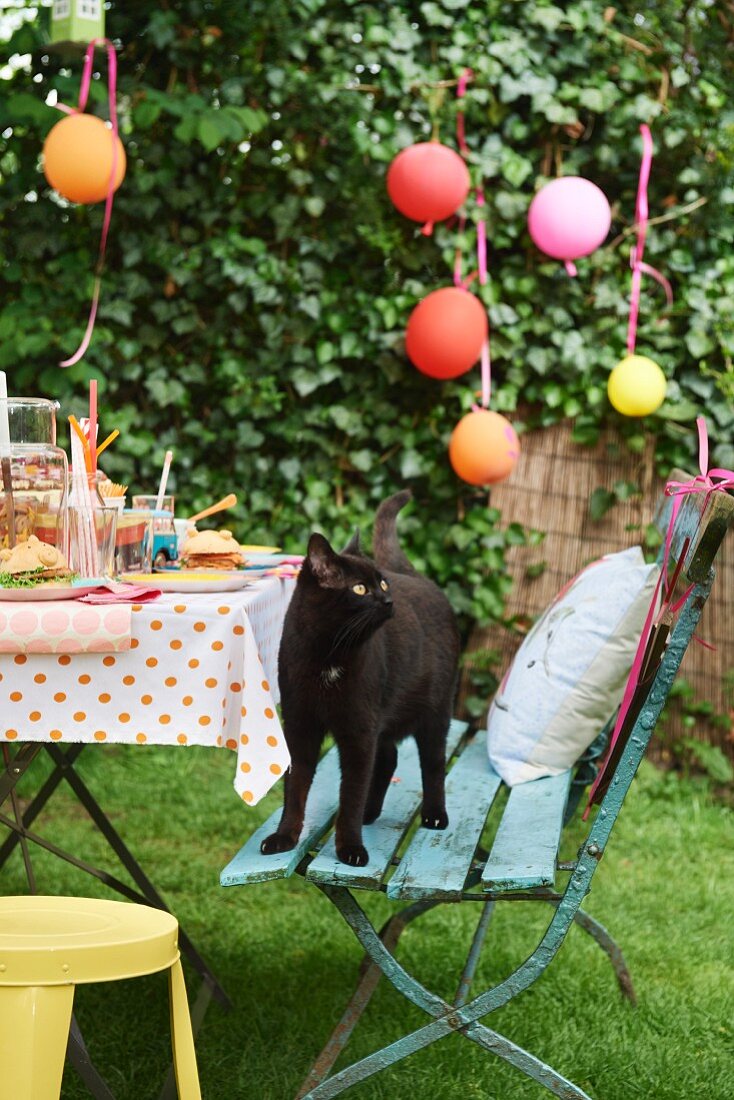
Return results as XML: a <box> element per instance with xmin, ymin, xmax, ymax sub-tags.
<box><xmin>321</xmin><ymin>665</ymin><xmax>344</xmax><ymax>686</ymax></box>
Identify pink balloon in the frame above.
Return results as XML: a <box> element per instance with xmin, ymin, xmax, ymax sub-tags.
<box><xmin>528</xmin><ymin>177</ymin><xmax>611</xmax><ymax>264</ymax></box>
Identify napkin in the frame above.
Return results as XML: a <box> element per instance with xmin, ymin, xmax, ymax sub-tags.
<box><xmin>78</xmin><ymin>582</ymin><xmax>162</xmax><ymax>604</ymax></box>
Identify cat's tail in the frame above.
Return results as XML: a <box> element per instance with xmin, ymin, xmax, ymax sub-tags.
<box><xmin>373</xmin><ymin>490</ymin><xmax>417</xmax><ymax>575</ymax></box>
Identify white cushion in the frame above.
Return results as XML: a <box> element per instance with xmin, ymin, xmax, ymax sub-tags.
<box><xmin>486</xmin><ymin>546</ymin><xmax>659</xmax><ymax>786</ymax></box>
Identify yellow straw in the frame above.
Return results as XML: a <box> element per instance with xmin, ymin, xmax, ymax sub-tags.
<box><xmin>95</xmin><ymin>429</ymin><xmax>119</xmax><ymax>459</ymax></box>
<box><xmin>69</xmin><ymin>415</ymin><xmax>93</xmax><ymax>474</ymax></box>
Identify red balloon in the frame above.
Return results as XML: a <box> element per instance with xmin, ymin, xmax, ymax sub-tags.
<box><xmin>387</xmin><ymin>142</ymin><xmax>470</xmax><ymax>226</ymax></box>
<box><xmin>406</xmin><ymin>287</ymin><xmax>487</xmax><ymax>380</ymax></box>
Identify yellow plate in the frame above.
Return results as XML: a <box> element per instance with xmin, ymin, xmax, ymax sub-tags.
<box><xmin>240</xmin><ymin>544</ymin><xmax>281</xmax><ymax>553</ymax></box>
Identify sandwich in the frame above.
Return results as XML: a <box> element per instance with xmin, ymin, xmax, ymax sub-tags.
<box><xmin>179</xmin><ymin>528</ymin><xmax>245</xmax><ymax>571</ymax></box>
<box><xmin>0</xmin><ymin>535</ymin><xmax>73</xmax><ymax>587</ymax></box>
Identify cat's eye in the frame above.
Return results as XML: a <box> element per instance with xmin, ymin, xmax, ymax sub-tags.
<box><xmin>380</xmin><ymin>580</ymin><xmax>389</xmax><ymax>591</ymax></box>
<box><xmin>352</xmin><ymin>583</ymin><xmax>367</xmax><ymax>596</ymax></box>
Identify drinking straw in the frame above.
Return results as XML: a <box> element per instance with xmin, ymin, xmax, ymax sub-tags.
<box><xmin>155</xmin><ymin>450</ymin><xmax>173</xmax><ymax>512</ymax></box>
<box><xmin>69</xmin><ymin>415</ymin><xmax>93</xmax><ymax>474</ymax></box>
<box><xmin>89</xmin><ymin>379</ymin><xmax>98</xmax><ymax>473</ymax></box>
<box><xmin>0</xmin><ymin>371</ymin><xmax>16</xmax><ymax>548</ymax></box>
<box><xmin>96</xmin><ymin>429</ymin><xmax>119</xmax><ymax>460</ymax></box>
<box><xmin>69</xmin><ymin>429</ymin><xmax>96</xmax><ymax>576</ymax></box>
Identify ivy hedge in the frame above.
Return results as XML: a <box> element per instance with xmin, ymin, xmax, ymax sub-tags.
<box><xmin>0</xmin><ymin>0</ymin><xmax>732</xmax><ymax>637</ymax></box>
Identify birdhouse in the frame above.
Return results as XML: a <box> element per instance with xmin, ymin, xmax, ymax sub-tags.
<box><xmin>50</xmin><ymin>0</ymin><xmax>104</xmax><ymax>46</ymax></box>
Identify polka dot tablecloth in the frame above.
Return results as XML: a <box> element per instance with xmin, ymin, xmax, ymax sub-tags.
<box><xmin>0</xmin><ymin>576</ymin><xmax>295</xmax><ymax>806</ymax></box>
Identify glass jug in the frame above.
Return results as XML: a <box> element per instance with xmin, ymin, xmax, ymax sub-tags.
<box><xmin>0</xmin><ymin>398</ymin><xmax>69</xmax><ymax>556</ymax></box>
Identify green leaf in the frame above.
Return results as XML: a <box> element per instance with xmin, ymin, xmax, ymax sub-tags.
<box><xmin>589</xmin><ymin>488</ymin><xmax>616</xmax><ymax>521</ymax></box>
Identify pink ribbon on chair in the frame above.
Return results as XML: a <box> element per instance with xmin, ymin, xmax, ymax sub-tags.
<box><xmin>58</xmin><ymin>39</ymin><xmax>120</xmax><ymax>367</ymax></box>
<box><xmin>626</xmin><ymin>124</ymin><xmax>673</xmax><ymax>356</ymax></box>
<box><xmin>584</xmin><ymin>418</ymin><xmax>734</xmax><ymax>815</ymax></box>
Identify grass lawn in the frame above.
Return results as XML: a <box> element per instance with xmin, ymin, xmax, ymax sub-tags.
<box><xmin>2</xmin><ymin>743</ymin><xmax>732</xmax><ymax>1100</ymax></box>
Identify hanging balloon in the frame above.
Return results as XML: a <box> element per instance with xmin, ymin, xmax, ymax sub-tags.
<box><xmin>387</xmin><ymin>142</ymin><xmax>470</xmax><ymax>229</ymax></box>
<box><xmin>449</xmin><ymin>409</ymin><xmax>520</xmax><ymax>486</ymax></box>
<box><xmin>528</xmin><ymin>177</ymin><xmax>611</xmax><ymax>272</ymax></box>
<box><xmin>43</xmin><ymin>113</ymin><xmax>126</xmax><ymax>205</ymax></box>
<box><xmin>607</xmin><ymin>355</ymin><xmax>667</xmax><ymax>417</ymax></box>
<box><xmin>406</xmin><ymin>287</ymin><xmax>487</xmax><ymax>380</ymax></box>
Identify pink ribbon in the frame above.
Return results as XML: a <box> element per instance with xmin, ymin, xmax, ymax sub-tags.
<box><xmin>585</xmin><ymin>417</ymin><xmax>734</xmax><ymax>815</ymax></box>
<box><xmin>57</xmin><ymin>39</ymin><xmax>119</xmax><ymax>368</ymax></box>
<box><xmin>454</xmin><ymin>72</ymin><xmax>491</xmax><ymax>410</ymax></box>
<box><xmin>626</xmin><ymin>124</ymin><xmax>673</xmax><ymax>356</ymax></box>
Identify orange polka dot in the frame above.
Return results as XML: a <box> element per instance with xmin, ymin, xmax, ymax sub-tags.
<box><xmin>132</xmin><ymin>604</ymin><xmax>143</xmax><ymax>612</ymax></box>
<box><xmin>177</xmin><ymin>733</ymin><xmax>188</xmax><ymax>745</ymax></box>
<box><xmin>261</xmin><ymin>680</ymin><xmax>270</xmax><ymax>692</ymax></box>
<box><xmin>264</xmin><ymin>707</ymin><xmax>275</xmax><ymax>720</ymax></box>
<box><xmin>216</xmin><ymin>735</ymin><xmax>223</xmax><ymax>746</ymax></box>
<box><xmin>146</xmin><ymin>657</ymin><xmax>158</xmax><ymax>668</ymax></box>
<box><xmin>98</xmin><ymin>693</ymin><xmax>111</xmax><ymax>704</ymax></box>
<box><xmin>78</xmin><ymin>674</ymin><xmax>91</xmax><ymax>685</ymax></box>
<box><xmin>94</xmin><ymin>731</ymin><xmax>107</xmax><ymax>741</ymax></box>
<box><xmin>165</xmin><ymin>677</ymin><xmax>177</xmax><ymax>687</ymax></box>
<box><xmin>53</xmin><ymin>692</ymin><xmax>66</xmax><ymax>703</ymax></box>
<box><xmin>226</xmin><ymin>738</ymin><xmax>237</xmax><ymax>750</ymax></box>
<box><xmin>9</xmin><ymin>691</ymin><xmax>22</xmax><ymax>702</ymax></box>
<box><xmin>73</xmin><ymin>711</ymin><xmax>86</xmax><ymax>722</ymax></box>
<box><xmin>150</xmin><ymin>620</ymin><xmax>163</xmax><ymax>631</ymax></box>
<box><xmin>170</xmin><ymin>640</ymin><xmax>183</xmax><ymax>650</ymax></box>
<box><xmin>29</xmin><ymin>711</ymin><xmax>41</xmax><ymax>722</ymax></box>
<box><xmin>14</xmin><ymin>655</ymin><xmax>27</xmax><ymax>665</ymax></box>
<box><xmin>130</xmin><ymin>638</ymin><xmax>139</xmax><ymax>649</ymax></box>
<box><xmin>141</xmin><ymin>694</ymin><xmax>152</xmax><ymax>706</ymax></box>
<box><xmin>34</xmin><ymin>674</ymin><xmax>46</xmax><ymax>685</ymax></box>
<box><xmin>205</xmin><ymin>678</ymin><xmax>218</xmax><ymax>689</ymax></box>
<box><xmin>182</xmin><ymin>696</ymin><xmax>193</xmax><ymax>707</ymax></box>
<box><xmin>58</xmin><ymin>655</ymin><xmax>71</xmax><ymax>666</ymax></box>
<box><xmin>173</xmin><ymin>604</ymin><xmax>187</xmax><ymax>614</ymax></box>
<box><xmin>159</xmin><ymin>714</ymin><xmax>171</xmax><ymax>725</ymax></box>
<box><xmin>198</xmin><ymin>716</ymin><xmax>211</xmax><ymax>727</ymax></box>
<box><xmin>193</xmin><ymin>622</ymin><xmax>206</xmax><ymax>633</ymax></box>
<box><xmin>269</xmin><ymin>763</ymin><xmax>282</xmax><ymax>776</ymax></box>
<box><xmin>230</xmin><ymin>682</ymin><xmax>242</xmax><ymax>693</ymax></box>
<box><xmin>233</xmin><ymin>625</ymin><xmax>244</xmax><ymax>636</ymax></box>
<box><xmin>136</xmin><ymin>733</ymin><xmax>147</xmax><ymax>744</ymax></box>
<box><xmin>211</xmin><ymin>641</ymin><xmax>223</xmax><ymax>652</ymax></box>
<box><xmin>267</xmin><ymin>735</ymin><xmax>278</xmax><ymax>747</ymax></box>
<box><xmin>240</xmin><ymin>734</ymin><xmax>249</xmax><ymax>745</ymax></box>
<box><xmin>50</xmin><ymin>730</ymin><xmax>62</xmax><ymax>741</ymax></box>
<box><xmin>188</xmin><ymin>659</ymin><xmax>199</xmax><ymax>669</ymax></box>
<box><xmin>241</xmin><ymin>705</ymin><xmax>247</xmax><ymax>717</ymax></box>
<box><xmin>241</xmin><ymin>791</ymin><xmax>253</xmax><ymax>803</ymax></box>
<box><xmin>123</xmin><ymin>675</ymin><xmax>135</xmax><ymax>686</ymax></box>
<box><xmin>218</xmin><ymin>606</ymin><xmax>230</xmax><ymax>615</ymax></box>
<box><xmin>240</xmin><ymin>761</ymin><xmax>251</xmax><ymax>773</ymax></box>
<box><xmin>5</xmin><ymin>729</ymin><xmax>17</xmax><ymax>739</ymax></box>
<box><xmin>118</xmin><ymin>713</ymin><xmax>131</xmax><ymax>724</ymax></box>
<box><xmin>227</xmin><ymin>661</ymin><xmax>232</xmax><ymax>671</ymax></box>
<box><xmin>103</xmin><ymin>656</ymin><xmax>116</xmax><ymax>667</ymax></box>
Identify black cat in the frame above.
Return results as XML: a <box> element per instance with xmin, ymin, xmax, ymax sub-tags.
<box><xmin>261</xmin><ymin>490</ymin><xmax>460</xmax><ymax>867</ymax></box>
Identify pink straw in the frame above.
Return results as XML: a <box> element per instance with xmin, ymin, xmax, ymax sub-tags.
<box><xmin>88</xmin><ymin>379</ymin><xmax>98</xmax><ymax>473</ymax></box>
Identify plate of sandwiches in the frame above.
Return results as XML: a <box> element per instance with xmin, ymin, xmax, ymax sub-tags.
<box><xmin>0</xmin><ymin>535</ymin><xmax>101</xmax><ymax>601</ymax></box>
<box><xmin>121</xmin><ymin>528</ymin><xmax>252</xmax><ymax>592</ymax></box>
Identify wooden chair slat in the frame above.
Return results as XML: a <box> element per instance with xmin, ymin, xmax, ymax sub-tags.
<box><xmin>219</xmin><ymin>748</ymin><xmax>342</xmax><ymax>886</ymax></box>
<box><xmin>387</xmin><ymin>734</ymin><xmax>502</xmax><ymax>901</ymax></box>
<box><xmin>481</xmin><ymin>770</ymin><xmax>572</xmax><ymax>892</ymax></box>
<box><xmin>656</xmin><ymin>469</ymin><xmax>734</xmax><ymax>582</ymax></box>
<box><xmin>306</xmin><ymin>719</ymin><xmax>468</xmax><ymax>890</ymax></box>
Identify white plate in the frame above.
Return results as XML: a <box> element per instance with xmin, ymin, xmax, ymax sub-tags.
<box><xmin>119</xmin><ymin>572</ymin><xmax>250</xmax><ymax>594</ymax></box>
<box><xmin>0</xmin><ymin>583</ymin><xmax>101</xmax><ymax>602</ymax></box>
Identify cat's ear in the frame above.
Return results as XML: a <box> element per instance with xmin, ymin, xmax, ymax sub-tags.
<box><xmin>341</xmin><ymin>528</ymin><xmax>361</xmax><ymax>556</ymax></box>
<box><xmin>307</xmin><ymin>533</ymin><xmax>344</xmax><ymax>588</ymax></box>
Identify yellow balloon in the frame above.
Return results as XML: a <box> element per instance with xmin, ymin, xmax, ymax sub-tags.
<box><xmin>607</xmin><ymin>355</ymin><xmax>667</xmax><ymax>417</ymax></box>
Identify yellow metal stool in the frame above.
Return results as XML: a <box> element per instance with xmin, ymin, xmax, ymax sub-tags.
<box><xmin>0</xmin><ymin>896</ymin><xmax>202</xmax><ymax>1100</ymax></box>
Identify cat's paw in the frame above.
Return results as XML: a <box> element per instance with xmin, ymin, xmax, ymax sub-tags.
<box><xmin>336</xmin><ymin>843</ymin><xmax>369</xmax><ymax>867</ymax></box>
<box><xmin>260</xmin><ymin>832</ymin><xmax>297</xmax><ymax>855</ymax></box>
<box><xmin>421</xmin><ymin>809</ymin><xmax>449</xmax><ymax>830</ymax></box>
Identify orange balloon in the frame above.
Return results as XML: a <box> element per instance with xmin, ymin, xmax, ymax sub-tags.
<box><xmin>43</xmin><ymin>114</ymin><xmax>126</xmax><ymax>204</ymax></box>
<box><xmin>406</xmin><ymin>287</ymin><xmax>487</xmax><ymax>379</ymax></box>
<box><xmin>449</xmin><ymin>409</ymin><xmax>520</xmax><ymax>486</ymax></box>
